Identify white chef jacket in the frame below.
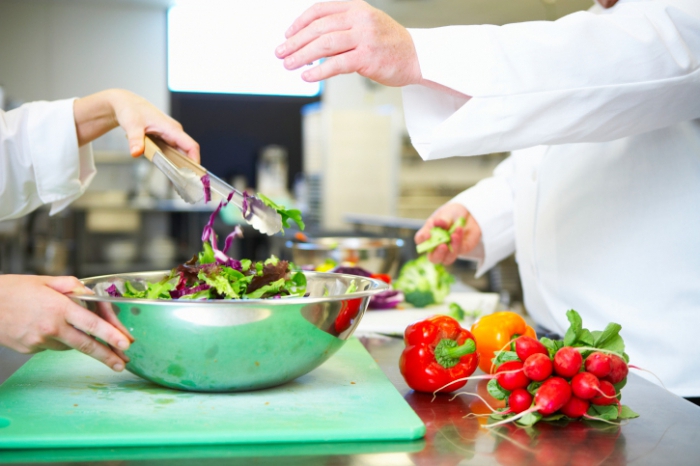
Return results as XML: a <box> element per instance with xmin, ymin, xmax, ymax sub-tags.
<box><xmin>0</xmin><ymin>99</ymin><xmax>95</xmax><ymax>221</ymax></box>
<box><xmin>403</xmin><ymin>0</ymin><xmax>700</xmax><ymax>395</ymax></box>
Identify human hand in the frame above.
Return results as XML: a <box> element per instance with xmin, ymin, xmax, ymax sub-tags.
<box><xmin>415</xmin><ymin>203</ymin><xmax>482</xmax><ymax>266</ymax></box>
<box><xmin>597</xmin><ymin>0</ymin><xmax>619</xmax><ymax>7</ymax></box>
<box><xmin>74</xmin><ymin>89</ymin><xmax>200</xmax><ymax>162</ymax></box>
<box><xmin>276</xmin><ymin>0</ymin><xmax>421</xmax><ymax>87</ymax></box>
<box><xmin>0</xmin><ymin>275</ymin><xmax>133</xmax><ymax>371</ymax></box>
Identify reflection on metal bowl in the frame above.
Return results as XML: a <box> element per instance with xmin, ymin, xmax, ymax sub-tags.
<box><xmin>72</xmin><ymin>271</ymin><xmax>388</xmax><ymax>392</ymax></box>
<box><xmin>286</xmin><ymin>237</ymin><xmax>404</xmax><ymax>277</ymax></box>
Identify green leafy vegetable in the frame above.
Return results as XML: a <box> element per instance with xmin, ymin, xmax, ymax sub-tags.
<box><xmin>492</xmin><ymin>350</ymin><xmax>520</xmax><ymax>366</ymax></box>
<box><xmin>257</xmin><ymin>193</ymin><xmax>305</xmax><ymax>232</ymax></box>
<box><xmin>487</xmin><ymin>378</ymin><xmax>510</xmax><ymax>401</ymax></box>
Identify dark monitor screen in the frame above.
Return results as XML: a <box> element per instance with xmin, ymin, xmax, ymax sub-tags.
<box><xmin>170</xmin><ymin>92</ymin><xmax>320</xmax><ymax>191</ymax></box>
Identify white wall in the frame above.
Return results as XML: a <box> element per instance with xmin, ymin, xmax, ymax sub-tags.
<box><xmin>0</xmin><ymin>0</ymin><xmax>169</xmax><ymax>120</ymax></box>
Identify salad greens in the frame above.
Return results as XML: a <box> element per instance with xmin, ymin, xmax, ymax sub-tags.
<box><xmin>394</xmin><ymin>255</ymin><xmax>454</xmax><ymax>308</ymax></box>
<box><xmin>106</xmin><ymin>186</ymin><xmax>307</xmax><ymax>300</ymax></box>
<box><xmin>257</xmin><ymin>193</ymin><xmax>305</xmax><ymax>232</ymax></box>
<box><xmin>416</xmin><ymin>217</ymin><xmax>466</xmax><ymax>254</ymax></box>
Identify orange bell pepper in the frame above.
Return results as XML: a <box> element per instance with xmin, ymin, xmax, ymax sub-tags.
<box><xmin>470</xmin><ymin>311</ymin><xmax>537</xmax><ymax>374</ymax></box>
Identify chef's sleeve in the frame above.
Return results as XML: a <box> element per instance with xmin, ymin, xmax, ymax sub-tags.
<box><xmin>0</xmin><ymin>99</ymin><xmax>96</xmax><ymax>220</ymax></box>
<box><xmin>449</xmin><ymin>155</ymin><xmax>517</xmax><ymax>277</ymax></box>
<box><xmin>403</xmin><ymin>1</ymin><xmax>700</xmax><ymax>159</ymax></box>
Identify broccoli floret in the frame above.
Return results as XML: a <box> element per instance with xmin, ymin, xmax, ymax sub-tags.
<box><xmin>403</xmin><ymin>290</ymin><xmax>438</xmax><ymax>308</ymax></box>
<box><xmin>394</xmin><ymin>256</ymin><xmax>455</xmax><ymax>308</ymax></box>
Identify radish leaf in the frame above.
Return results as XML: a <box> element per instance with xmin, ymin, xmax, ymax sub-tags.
<box><xmin>619</xmin><ymin>405</ymin><xmax>640</xmax><ymax>420</ymax></box>
<box><xmin>515</xmin><ymin>412</ymin><xmax>543</xmax><ymax>427</ymax></box>
<box><xmin>492</xmin><ymin>350</ymin><xmax>520</xmax><ymax>366</ymax></box>
<box><xmin>487</xmin><ymin>378</ymin><xmax>510</xmax><ymax>400</ymax></box>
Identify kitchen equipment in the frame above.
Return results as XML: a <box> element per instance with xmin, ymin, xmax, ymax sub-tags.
<box><xmin>143</xmin><ymin>136</ymin><xmax>283</xmax><ymax>235</ymax></box>
<box><xmin>70</xmin><ymin>271</ymin><xmax>388</xmax><ymax>392</ymax></box>
<box><xmin>257</xmin><ymin>145</ymin><xmax>289</xmax><ymax>198</ymax></box>
<box><xmin>0</xmin><ymin>339</ymin><xmax>425</xmax><ymax>449</ymax></box>
<box><xmin>286</xmin><ymin>237</ymin><xmax>404</xmax><ymax>277</ymax></box>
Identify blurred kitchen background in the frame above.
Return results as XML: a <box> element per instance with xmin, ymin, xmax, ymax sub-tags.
<box><xmin>0</xmin><ymin>0</ymin><xmax>592</xmax><ymax>309</ymax></box>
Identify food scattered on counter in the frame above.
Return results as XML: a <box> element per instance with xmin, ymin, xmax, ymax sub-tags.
<box><xmin>394</xmin><ymin>255</ymin><xmax>455</xmax><ymax>308</ymax></box>
<box><xmin>416</xmin><ymin>217</ymin><xmax>466</xmax><ymax>254</ymax></box>
<box><xmin>399</xmin><ymin>315</ymin><xmax>479</xmax><ymax>393</ymax></box>
<box><xmin>447</xmin><ymin>302</ymin><xmax>481</xmax><ymax>321</ymax></box>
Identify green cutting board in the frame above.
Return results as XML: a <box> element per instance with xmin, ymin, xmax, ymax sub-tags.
<box><xmin>0</xmin><ymin>339</ymin><xmax>424</xmax><ymax>449</ymax></box>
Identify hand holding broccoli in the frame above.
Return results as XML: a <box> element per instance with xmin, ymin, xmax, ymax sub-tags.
<box><xmin>415</xmin><ymin>203</ymin><xmax>482</xmax><ymax>265</ymax></box>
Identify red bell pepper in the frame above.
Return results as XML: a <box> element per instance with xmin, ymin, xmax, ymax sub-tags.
<box><xmin>370</xmin><ymin>273</ymin><xmax>392</xmax><ymax>284</ymax></box>
<box><xmin>399</xmin><ymin>315</ymin><xmax>479</xmax><ymax>393</ymax></box>
<box><xmin>334</xmin><ymin>298</ymin><xmax>363</xmax><ymax>334</ymax></box>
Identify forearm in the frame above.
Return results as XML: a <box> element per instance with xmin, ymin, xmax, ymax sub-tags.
<box><xmin>73</xmin><ymin>89</ymin><xmax>122</xmax><ymax>147</ymax></box>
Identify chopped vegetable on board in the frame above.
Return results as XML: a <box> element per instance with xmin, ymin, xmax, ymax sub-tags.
<box><xmin>399</xmin><ymin>315</ymin><xmax>479</xmax><ymax>393</ymax></box>
<box><xmin>393</xmin><ymin>255</ymin><xmax>454</xmax><ymax>307</ymax></box>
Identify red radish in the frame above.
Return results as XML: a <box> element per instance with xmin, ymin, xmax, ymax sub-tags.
<box><xmin>487</xmin><ymin>377</ymin><xmax>572</xmax><ymax>427</ymax></box>
<box><xmin>523</xmin><ymin>353</ymin><xmax>553</xmax><ymax>381</ymax></box>
<box><xmin>515</xmin><ymin>335</ymin><xmax>548</xmax><ymax>362</ymax></box>
<box><xmin>496</xmin><ymin>361</ymin><xmax>531</xmax><ymax>391</ymax></box>
<box><xmin>602</xmin><ymin>355</ymin><xmax>628</xmax><ymax>384</ymax></box>
<box><xmin>554</xmin><ymin>347</ymin><xmax>583</xmax><ymax>378</ymax></box>
<box><xmin>585</xmin><ymin>352</ymin><xmax>611</xmax><ymax>378</ymax></box>
<box><xmin>508</xmin><ymin>388</ymin><xmax>533</xmax><ymax>414</ymax></box>
<box><xmin>591</xmin><ymin>380</ymin><xmax>618</xmax><ymax>406</ymax></box>
<box><xmin>571</xmin><ymin>372</ymin><xmax>600</xmax><ymax>400</ymax></box>
<box><xmin>535</xmin><ymin>377</ymin><xmax>572</xmax><ymax>415</ymax></box>
<box><xmin>560</xmin><ymin>396</ymin><xmax>590</xmax><ymax>418</ymax></box>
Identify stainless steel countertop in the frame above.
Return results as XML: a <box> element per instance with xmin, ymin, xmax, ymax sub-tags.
<box><xmin>0</xmin><ymin>338</ymin><xmax>699</xmax><ymax>465</ymax></box>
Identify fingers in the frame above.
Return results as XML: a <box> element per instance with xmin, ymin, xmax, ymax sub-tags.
<box><xmin>155</xmin><ymin>131</ymin><xmax>201</xmax><ymax>164</ymax></box>
<box><xmin>95</xmin><ymin>302</ymin><xmax>134</xmax><ymax>342</ymax></box>
<box><xmin>277</xmin><ymin>13</ymin><xmax>351</xmax><ymax>60</ymax></box>
<box><xmin>302</xmin><ymin>49</ymin><xmax>360</xmax><ymax>82</ymax></box>
<box><xmin>63</xmin><ymin>302</ymin><xmax>131</xmax><ymax>353</ymax></box>
<box><xmin>44</xmin><ymin>276</ymin><xmax>89</xmax><ymax>295</ymax></box>
<box><xmin>284</xmin><ymin>30</ymin><xmax>357</xmax><ymax>73</ymax></box>
<box><xmin>56</xmin><ymin>325</ymin><xmax>126</xmax><ymax>372</ymax></box>
<box><xmin>285</xmin><ymin>1</ymin><xmax>353</xmax><ymax>39</ymax></box>
<box><xmin>127</xmin><ymin>128</ymin><xmax>147</xmax><ymax>158</ymax></box>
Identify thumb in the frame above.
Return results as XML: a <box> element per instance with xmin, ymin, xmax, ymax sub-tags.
<box><xmin>125</xmin><ymin>127</ymin><xmax>145</xmax><ymax>158</ymax></box>
<box><xmin>45</xmin><ymin>276</ymin><xmax>90</xmax><ymax>295</ymax></box>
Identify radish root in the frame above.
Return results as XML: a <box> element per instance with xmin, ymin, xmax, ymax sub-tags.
<box><xmin>449</xmin><ymin>391</ymin><xmax>500</xmax><ymax>412</ymax></box>
<box><xmin>629</xmin><ymin>364</ymin><xmax>668</xmax><ymax>390</ymax></box>
<box><xmin>431</xmin><ymin>369</ymin><xmax>523</xmax><ymax>400</ymax></box>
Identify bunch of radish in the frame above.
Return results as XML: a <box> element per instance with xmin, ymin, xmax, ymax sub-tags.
<box><xmin>442</xmin><ymin>310</ymin><xmax>642</xmax><ymax>427</ymax></box>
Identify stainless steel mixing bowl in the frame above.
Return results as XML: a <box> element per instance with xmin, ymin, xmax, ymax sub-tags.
<box><xmin>72</xmin><ymin>271</ymin><xmax>388</xmax><ymax>392</ymax></box>
<box><xmin>286</xmin><ymin>237</ymin><xmax>404</xmax><ymax>277</ymax></box>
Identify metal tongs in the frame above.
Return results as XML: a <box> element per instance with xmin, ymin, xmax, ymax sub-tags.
<box><xmin>143</xmin><ymin>136</ymin><xmax>283</xmax><ymax>235</ymax></box>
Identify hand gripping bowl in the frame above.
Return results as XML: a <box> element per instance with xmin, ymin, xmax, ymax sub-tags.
<box><xmin>71</xmin><ymin>271</ymin><xmax>388</xmax><ymax>392</ymax></box>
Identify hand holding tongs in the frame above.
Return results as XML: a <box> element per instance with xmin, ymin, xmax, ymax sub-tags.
<box><xmin>142</xmin><ymin>136</ymin><xmax>283</xmax><ymax>236</ymax></box>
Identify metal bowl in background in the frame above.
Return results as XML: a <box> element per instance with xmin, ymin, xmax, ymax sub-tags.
<box><xmin>286</xmin><ymin>237</ymin><xmax>404</xmax><ymax>277</ymax></box>
<box><xmin>72</xmin><ymin>271</ymin><xmax>388</xmax><ymax>393</ymax></box>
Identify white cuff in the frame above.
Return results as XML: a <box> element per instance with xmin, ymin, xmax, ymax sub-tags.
<box><xmin>450</xmin><ymin>177</ymin><xmax>515</xmax><ymax>277</ymax></box>
<box><xmin>26</xmin><ymin>99</ymin><xmax>96</xmax><ymax>215</ymax></box>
